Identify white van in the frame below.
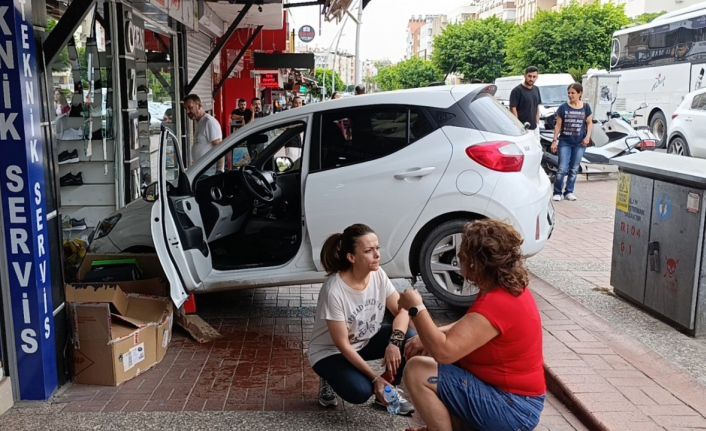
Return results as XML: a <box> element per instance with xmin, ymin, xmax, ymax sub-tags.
<box><xmin>494</xmin><ymin>73</ymin><xmax>575</xmax><ymax>119</ymax></box>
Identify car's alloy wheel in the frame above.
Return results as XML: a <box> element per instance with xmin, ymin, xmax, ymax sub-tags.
<box><xmin>649</xmin><ymin>111</ymin><xmax>667</xmax><ymax>146</ymax></box>
<box><xmin>418</xmin><ymin>220</ymin><xmax>479</xmax><ymax>307</ymax></box>
<box><xmin>667</xmin><ymin>136</ymin><xmax>690</xmax><ymax>156</ymax></box>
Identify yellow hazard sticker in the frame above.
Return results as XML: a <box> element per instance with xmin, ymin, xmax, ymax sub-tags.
<box><xmin>616</xmin><ymin>172</ymin><xmax>631</xmax><ymax>213</ymax></box>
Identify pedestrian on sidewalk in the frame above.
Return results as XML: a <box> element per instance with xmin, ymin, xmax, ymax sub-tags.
<box><xmin>230</xmin><ymin>98</ymin><xmax>253</xmax><ymax>134</ymax></box>
<box><xmin>398</xmin><ymin>219</ymin><xmax>545</xmax><ymax>431</ymax></box>
<box><xmin>183</xmin><ymin>93</ymin><xmax>223</xmax><ymax>171</ymax></box>
<box><xmin>510</xmin><ymin>66</ymin><xmax>542</xmax><ymax>138</ymax></box>
<box><xmin>308</xmin><ymin>223</ymin><xmax>416</xmax><ymax>415</ymax></box>
<box><xmin>551</xmin><ymin>82</ymin><xmax>593</xmax><ymax>201</ymax></box>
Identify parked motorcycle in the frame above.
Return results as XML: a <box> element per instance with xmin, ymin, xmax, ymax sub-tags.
<box><xmin>539</xmin><ymin>103</ymin><xmax>657</xmax><ymax>182</ymax></box>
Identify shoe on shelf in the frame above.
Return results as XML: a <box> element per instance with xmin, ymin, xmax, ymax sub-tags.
<box><xmin>59</xmin><ymin>128</ymin><xmax>84</xmax><ymax>140</ymax></box>
<box><xmin>58</xmin><ymin>149</ymin><xmax>79</xmax><ymax>165</ymax></box>
<box><xmin>564</xmin><ymin>193</ymin><xmax>577</xmax><ymax>201</ymax></box>
<box><xmin>374</xmin><ymin>388</ymin><xmax>415</xmax><ymax>416</ymax></box>
<box><xmin>60</xmin><ymin>172</ymin><xmax>84</xmax><ymax>187</ymax></box>
<box><xmin>552</xmin><ymin>194</ymin><xmax>562</xmax><ymax>201</ymax></box>
<box><xmin>318</xmin><ymin>378</ymin><xmax>338</xmax><ymax>407</ymax></box>
<box><xmin>62</xmin><ymin>216</ymin><xmax>87</xmax><ymax>231</ymax></box>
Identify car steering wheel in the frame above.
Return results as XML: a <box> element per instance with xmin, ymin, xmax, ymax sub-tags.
<box><xmin>239</xmin><ymin>165</ymin><xmax>275</xmax><ymax>202</ymax></box>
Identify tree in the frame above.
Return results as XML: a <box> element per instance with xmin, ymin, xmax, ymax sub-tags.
<box><xmin>630</xmin><ymin>11</ymin><xmax>665</xmax><ymax>26</ymax></box>
<box><xmin>505</xmin><ymin>3</ymin><xmax>629</xmax><ymax>75</ymax></box>
<box><xmin>312</xmin><ymin>68</ymin><xmax>345</xmax><ymax>99</ymax></box>
<box><xmin>373</xmin><ymin>58</ymin><xmax>442</xmax><ymax>91</ymax></box>
<box><xmin>432</xmin><ymin>17</ymin><xmax>514</xmax><ymax>83</ymax></box>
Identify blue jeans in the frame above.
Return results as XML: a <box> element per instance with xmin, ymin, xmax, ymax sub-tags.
<box><xmin>437</xmin><ymin>364</ymin><xmax>545</xmax><ymax>431</ymax></box>
<box><xmin>312</xmin><ymin>323</ymin><xmax>416</xmax><ymax>404</ymax></box>
<box><xmin>553</xmin><ymin>141</ymin><xmax>585</xmax><ymax>196</ymax></box>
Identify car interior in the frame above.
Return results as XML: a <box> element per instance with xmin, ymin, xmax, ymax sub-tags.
<box><xmin>171</xmin><ymin>122</ymin><xmax>306</xmax><ymax>271</ymax></box>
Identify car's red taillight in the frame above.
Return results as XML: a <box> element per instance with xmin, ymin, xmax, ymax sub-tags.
<box><xmin>639</xmin><ymin>139</ymin><xmax>657</xmax><ymax>150</ymax></box>
<box><xmin>465</xmin><ymin>141</ymin><xmax>524</xmax><ymax>172</ymax></box>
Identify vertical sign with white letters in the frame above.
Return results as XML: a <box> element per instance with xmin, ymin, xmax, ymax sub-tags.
<box><xmin>0</xmin><ymin>0</ymin><xmax>58</xmax><ymax>400</ymax></box>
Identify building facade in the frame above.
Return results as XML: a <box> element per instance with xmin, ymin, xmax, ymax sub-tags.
<box><xmin>516</xmin><ymin>0</ymin><xmax>556</xmax><ymax>23</ymax></box>
<box><xmin>477</xmin><ymin>0</ymin><xmax>517</xmax><ymax>21</ymax></box>
<box><xmin>405</xmin><ymin>17</ymin><xmax>426</xmax><ymax>60</ymax></box>
<box><xmin>419</xmin><ymin>15</ymin><xmax>448</xmax><ymax>60</ymax></box>
<box><xmin>448</xmin><ymin>3</ymin><xmax>480</xmax><ymax>24</ymax></box>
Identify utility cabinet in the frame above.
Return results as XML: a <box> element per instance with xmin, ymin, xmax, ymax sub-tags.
<box><xmin>611</xmin><ymin>152</ymin><xmax>706</xmax><ymax>336</ymax></box>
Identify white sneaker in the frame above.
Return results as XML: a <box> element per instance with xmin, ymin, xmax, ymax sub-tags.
<box><xmin>318</xmin><ymin>378</ymin><xmax>338</xmax><ymax>407</ymax></box>
<box><xmin>552</xmin><ymin>194</ymin><xmax>562</xmax><ymax>201</ymax></box>
<box><xmin>565</xmin><ymin>193</ymin><xmax>577</xmax><ymax>201</ymax></box>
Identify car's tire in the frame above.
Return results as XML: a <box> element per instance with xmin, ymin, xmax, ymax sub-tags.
<box><xmin>667</xmin><ymin>136</ymin><xmax>691</xmax><ymax>156</ymax></box>
<box><xmin>649</xmin><ymin>110</ymin><xmax>667</xmax><ymax>146</ymax></box>
<box><xmin>418</xmin><ymin>219</ymin><xmax>479</xmax><ymax>308</ymax></box>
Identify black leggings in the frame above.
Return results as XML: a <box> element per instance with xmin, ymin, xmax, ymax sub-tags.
<box><xmin>312</xmin><ymin>323</ymin><xmax>415</xmax><ymax>404</ymax></box>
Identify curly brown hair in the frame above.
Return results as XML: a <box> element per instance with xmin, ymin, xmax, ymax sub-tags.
<box><xmin>458</xmin><ymin>219</ymin><xmax>529</xmax><ymax>296</ymax></box>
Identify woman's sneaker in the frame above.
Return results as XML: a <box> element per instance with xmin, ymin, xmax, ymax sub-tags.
<box><xmin>318</xmin><ymin>378</ymin><xmax>338</xmax><ymax>407</ymax></box>
<box><xmin>552</xmin><ymin>194</ymin><xmax>562</xmax><ymax>201</ymax></box>
<box><xmin>374</xmin><ymin>389</ymin><xmax>415</xmax><ymax>416</ymax></box>
<box><xmin>565</xmin><ymin>193</ymin><xmax>577</xmax><ymax>201</ymax></box>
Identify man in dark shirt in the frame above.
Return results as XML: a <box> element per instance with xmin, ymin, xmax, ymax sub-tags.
<box><xmin>509</xmin><ymin>66</ymin><xmax>542</xmax><ymax>134</ymax></box>
<box><xmin>230</xmin><ymin>98</ymin><xmax>253</xmax><ymax>134</ymax></box>
<box><xmin>252</xmin><ymin>97</ymin><xmax>268</xmax><ymax>119</ymax></box>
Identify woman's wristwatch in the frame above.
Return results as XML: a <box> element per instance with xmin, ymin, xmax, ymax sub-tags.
<box><xmin>409</xmin><ymin>304</ymin><xmax>427</xmax><ymax>317</ymax></box>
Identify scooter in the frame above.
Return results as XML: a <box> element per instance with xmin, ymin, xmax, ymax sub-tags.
<box><xmin>539</xmin><ymin>103</ymin><xmax>657</xmax><ymax>182</ymax></box>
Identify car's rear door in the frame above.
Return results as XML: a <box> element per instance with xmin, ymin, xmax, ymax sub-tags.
<box><xmin>151</xmin><ymin>128</ymin><xmax>212</xmax><ymax>307</ymax></box>
<box><xmin>304</xmin><ymin>105</ymin><xmax>451</xmax><ymax>269</ymax></box>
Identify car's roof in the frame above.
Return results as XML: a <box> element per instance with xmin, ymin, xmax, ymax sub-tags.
<box><xmin>265</xmin><ymin>84</ymin><xmax>489</xmax><ymax>121</ymax></box>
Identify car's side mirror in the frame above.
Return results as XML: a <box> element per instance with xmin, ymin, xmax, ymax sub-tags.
<box><xmin>275</xmin><ymin>156</ymin><xmax>293</xmax><ymax>173</ymax></box>
<box><xmin>143</xmin><ymin>182</ymin><xmax>159</xmax><ymax>202</ymax></box>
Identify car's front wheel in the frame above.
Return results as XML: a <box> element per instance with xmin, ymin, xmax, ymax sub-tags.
<box><xmin>667</xmin><ymin>136</ymin><xmax>690</xmax><ymax>156</ymax></box>
<box><xmin>418</xmin><ymin>220</ymin><xmax>479</xmax><ymax>308</ymax></box>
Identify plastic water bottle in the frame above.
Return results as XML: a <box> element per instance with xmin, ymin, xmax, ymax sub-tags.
<box><xmin>383</xmin><ymin>385</ymin><xmax>401</xmax><ymax>415</ymax></box>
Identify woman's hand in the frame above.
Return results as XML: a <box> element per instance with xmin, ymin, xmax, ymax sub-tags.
<box><xmin>582</xmin><ymin>137</ymin><xmax>591</xmax><ymax>147</ymax></box>
<box><xmin>398</xmin><ymin>289</ymin><xmax>423</xmax><ymax>310</ymax></box>
<box><xmin>550</xmin><ymin>140</ymin><xmax>558</xmax><ymax>153</ymax></box>
<box><xmin>373</xmin><ymin>376</ymin><xmax>392</xmax><ymax>403</ymax></box>
<box><xmin>384</xmin><ymin>343</ymin><xmax>402</xmax><ymax>378</ymax></box>
<box><xmin>404</xmin><ymin>334</ymin><xmax>427</xmax><ymax>359</ymax></box>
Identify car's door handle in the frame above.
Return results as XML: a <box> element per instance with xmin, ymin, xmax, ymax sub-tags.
<box><xmin>685</xmin><ymin>117</ymin><xmax>693</xmax><ymax>122</ymax></box>
<box><xmin>394</xmin><ymin>167</ymin><xmax>436</xmax><ymax>179</ymax></box>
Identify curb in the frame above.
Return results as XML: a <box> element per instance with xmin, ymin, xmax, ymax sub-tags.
<box><xmin>544</xmin><ymin>365</ymin><xmax>607</xmax><ymax>431</ymax></box>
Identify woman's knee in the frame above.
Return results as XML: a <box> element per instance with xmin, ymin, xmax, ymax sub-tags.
<box><xmin>403</xmin><ymin>356</ymin><xmax>435</xmax><ymax>388</ymax></box>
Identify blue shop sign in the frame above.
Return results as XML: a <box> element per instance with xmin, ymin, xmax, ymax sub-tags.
<box><xmin>0</xmin><ymin>0</ymin><xmax>58</xmax><ymax>400</ymax></box>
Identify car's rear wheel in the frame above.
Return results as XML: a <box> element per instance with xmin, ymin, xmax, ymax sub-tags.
<box><xmin>649</xmin><ymin>110</ymin><xmax>667</xmax><ymax>146</ymax></box>
<box><xmin>667</xmin><ymin>136</ymin><xmax>690</xmax><ymax>156</ymax></box>
<box><xmin>418</xmin><ymin>220</ymin><xmax>479</xmax><ymax>308</ymax></box>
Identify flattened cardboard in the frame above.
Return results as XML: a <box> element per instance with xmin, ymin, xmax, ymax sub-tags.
<box><xmin>67</xmin><ymin>284</ymin><xmax>172</xmax><ymax>386</ymax></box>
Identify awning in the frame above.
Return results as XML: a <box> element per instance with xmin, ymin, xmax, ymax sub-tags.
<box><xmin>324</xmin><ymin>0</ymin><xmax>372</xmax><ymax>22</ymax></box>
<box><xmin>204</xmin><ymin>0</ymin><xmax>284</xmax><ymax>30</ymax></box>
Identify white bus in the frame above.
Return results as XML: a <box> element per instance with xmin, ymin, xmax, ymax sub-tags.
<box><xmin>610</xmin><ymin>1</ymin><xmax>706</xmax><ymax>144</ymax></box>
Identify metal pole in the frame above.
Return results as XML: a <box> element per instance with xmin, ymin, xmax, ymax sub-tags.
<box><xmin>354</xmin><ymin>0</ymin><xmax>363</xmax><ymax>84</ymax></box>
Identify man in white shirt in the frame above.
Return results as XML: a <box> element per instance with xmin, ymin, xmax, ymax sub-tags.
<box><xmin>183</xmin><ymin>94</ymin><xmax>223</xmax><ymax>170</ymax></box>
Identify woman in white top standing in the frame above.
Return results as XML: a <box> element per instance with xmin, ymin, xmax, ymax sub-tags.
<box><xmin>308</xmin><ymin>224</ymin><xmax>415</xmax><ymax>415</ymax></box>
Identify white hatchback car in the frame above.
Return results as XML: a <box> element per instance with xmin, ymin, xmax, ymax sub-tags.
<box><xmin>667</xmin><ymin>87</ymin><xmax>706</xmax><ymax>157</ymax></box>
<box><xmin>98</xmin><ymin>85</ymin><xmax>555</xmax><ymax>308</ymax></box>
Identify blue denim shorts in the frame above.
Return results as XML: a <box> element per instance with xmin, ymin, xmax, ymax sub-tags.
<box><xmin>437</xmin><ymin>364</ymin><xmax>545</xmax><ymax>431</ymax></box>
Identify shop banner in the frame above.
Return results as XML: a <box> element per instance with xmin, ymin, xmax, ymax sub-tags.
<box><xmin>0</xmin><ymin>0</ymin><xmax>58</xmax><ymax>400</ymax></box>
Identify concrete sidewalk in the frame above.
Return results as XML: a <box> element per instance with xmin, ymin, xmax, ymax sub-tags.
<box><xmin>2</xmin><ymin>178</ymin><xmax>706</xmax><ymax>430</ymax></box>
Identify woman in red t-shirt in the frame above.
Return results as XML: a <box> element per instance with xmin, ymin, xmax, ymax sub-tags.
<box><xmin>398</xmin><ymin>219</ymin><xmax>545</xmax><ymax>431</ymax></box>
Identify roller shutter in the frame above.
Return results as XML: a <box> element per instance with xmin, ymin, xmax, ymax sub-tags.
<box><xmin>186</xmin><ymin>31</ymin><xmax>213</xmax><ymax>111</ymax></box>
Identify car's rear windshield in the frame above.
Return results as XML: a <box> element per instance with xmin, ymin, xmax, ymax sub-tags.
<box><xmin>464</xmin><ymin>94</ymin><xmax>525</xmax><ymax>136</ymax></box>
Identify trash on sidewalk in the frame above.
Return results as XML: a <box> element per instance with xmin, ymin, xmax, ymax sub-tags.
<box><xmin>73</xmin><ymin>253</ymin><xmax>221</xmax><ymax>343</ymax></box>
<box><xmin>65</xmin><ymin>283</ymin><xmax>173</xmax><ymax>386</ymax></box>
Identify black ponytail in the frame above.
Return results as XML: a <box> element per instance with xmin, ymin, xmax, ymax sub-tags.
<box><xmin>320</xmin><ymin>224</ymin><xmax>375</xmax><ymax>275</ymax></box>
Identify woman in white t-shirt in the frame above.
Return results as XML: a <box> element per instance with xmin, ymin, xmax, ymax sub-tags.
<box><xmin>308</xmin><ymin>223</ymin><xmax>415</xmax><ymax>415</ymax></box>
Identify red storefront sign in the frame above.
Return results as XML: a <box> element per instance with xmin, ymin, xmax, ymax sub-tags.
<box><xmin>260</xmin><ymin>73</ymin><xmax>280</xmax><ymax>89</ymax></box>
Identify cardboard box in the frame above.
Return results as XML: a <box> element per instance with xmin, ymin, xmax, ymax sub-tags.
<box><xmin>76</xmin><ymin>253</ymin><xmax>168</xmax><ymax>297</ymax></box>
<box><xmin>66</xmin><ymin>284</ymin><xmax>173</xmax><ymax>386</ymax></box>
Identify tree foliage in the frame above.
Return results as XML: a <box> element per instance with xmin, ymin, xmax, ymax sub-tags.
<box><xmin>374</xmin><ymin>57</ymin><xmax>442</xmax><ymax>91</ymax></box>
<box><xmin>432</xmin><ymin>17</ymin><xmax>514</xmax><ymax>83</ymax></box>
<box><xmin>505</xmin><ymin>3</ymin><xmax>629</xmax><ymax>75</ymax></box>
<box><xmin>630</xmin><ymin>11</ymin><xmax>665</xmax><ymax>26</ymax></box>
<box><xmin>312</xmin><ymin>68</ymin><xmax>346</xmax><ymax>99</ymax></box>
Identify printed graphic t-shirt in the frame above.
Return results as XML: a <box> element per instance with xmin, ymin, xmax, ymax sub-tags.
<box><xmin>308</xmin><ymin>269</ymin><xmax>396</xmax><ymax>366</ymax></box>
<box><xmin>557</xmin><ymin>102</ymin><xmax>592</xmax><ymax>146</ymax></box>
